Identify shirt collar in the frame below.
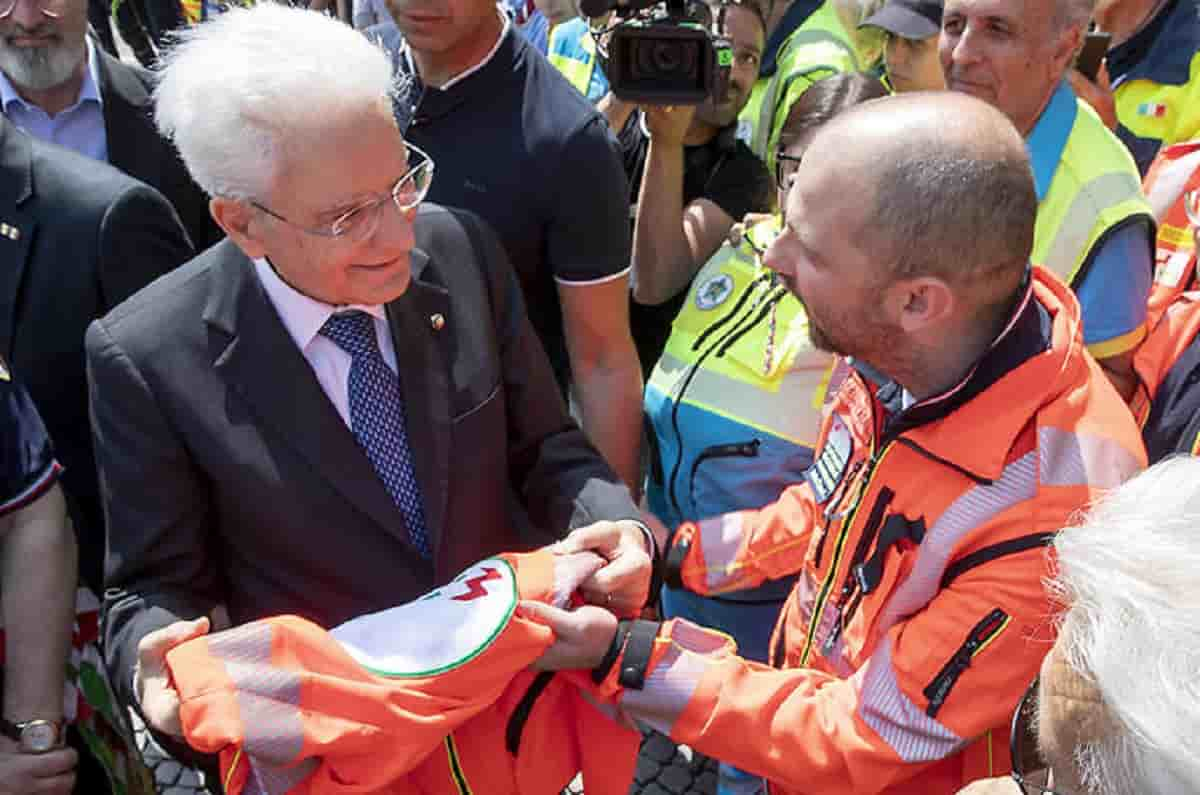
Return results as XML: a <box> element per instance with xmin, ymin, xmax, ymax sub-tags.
<box><xmin>0</xmin><ymin>38</ymin><xmax>102</xmax><ymax>114</ymax></box>
<box><xmin>403</xmin><ymin>6</ymin><xmax>511</xmax><ymax>91</ymax></box>
<box><xmin>253</xmin><ymin>256</ymin><xmax>387</xmax><ymax>351</ymax></box>
<box><xmin>1025</xmin><ymin>79</ymin><xmax>1077</xmax><ymax>202</ymax></box>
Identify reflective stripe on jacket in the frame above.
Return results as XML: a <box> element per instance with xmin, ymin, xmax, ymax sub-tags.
<box><xmin>737</xmin><ymin>1</ymin><xmax>857</xmax><ymax>169</ymax></box>
<box><xmin>1031</xmin><ymin>90</ymin><xmax>1154</xmax><ymax>289</ymax></box>
<box><xmin>165</xmin><ymin>551</ymin><xmax>639</xmax><ymax>795</ymax></box>
<box><xmin>1142</xmin><ymin>140</ymin><xmax>1200</xmax><ymax>325</ymax></box>
<box><xmin>613</xmin><ymin>268</ymin><xmax>1146</xmax><ymax>794</ymax></box>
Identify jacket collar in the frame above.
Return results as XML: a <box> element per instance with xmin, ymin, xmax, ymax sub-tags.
<box><xmin>0</xmin><ymin>117</ymin><xmax>33</xmax><ymax>207</ymax></box>
<box><xmin>1108</xmin><ymin>0</ymin><xmax>1196</xmax><ymax>89</ymax></box>
<box><xmin>760</xmin><ymin>0</ymin><xmax>824</xmax><ymax>77</ymax></box>
<box><xmin>857</xmin><ymin>268</ymin><xmax>1083</xmax><ymax>482</ymax></box>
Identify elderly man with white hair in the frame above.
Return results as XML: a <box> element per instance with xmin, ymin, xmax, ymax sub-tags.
<box><xmin>85</xmin><ymin>2</ymin><xmax>652</xmax><ymax>769</ymax></box>
<box><xmin>959</xmin><ymin>454</ymin><xmax>1200</xmax><ymax>794</ymax></box>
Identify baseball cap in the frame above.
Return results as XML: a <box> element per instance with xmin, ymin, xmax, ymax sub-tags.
<box><xmin>859</xmin><ymin>0</ymin><xmax>943</xmax><ymax>40</ymax></box>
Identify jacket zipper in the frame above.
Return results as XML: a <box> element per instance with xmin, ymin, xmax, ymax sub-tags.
<box><xmin>923</xmin><ymin>608</ymin><xmax>1011</xmax><ymax>718</ymax></box>
<box><xmin>665</xmin><ymin>280</ymin><xmax>777</xmax><ymax>516</ymax></box>
<box><xmin>687</xmin><ymin>440</ymin><xmax>762</xmax><ymax>503</ymax></box>
<box><xmin>819</xmin><ymin>487</ymin><xmax>894</xmax><ymax>655</ymax></box>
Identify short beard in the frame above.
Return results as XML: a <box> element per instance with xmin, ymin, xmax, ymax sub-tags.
<box><xmin>0</xmin><ymin>37</ymin><xmax>84</xmax><ymax>93</ymax></box>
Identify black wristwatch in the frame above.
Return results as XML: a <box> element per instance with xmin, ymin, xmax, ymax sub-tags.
<box><xmin>0</xmin><ymin>717</ymin><xmax>63</xmax><ymax>753</ymax></box>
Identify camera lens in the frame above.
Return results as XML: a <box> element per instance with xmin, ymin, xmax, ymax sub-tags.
<box><xmin>635</xmin><ymin>38</ymin><xmax>698</xmax><ymax>78</ymax></box>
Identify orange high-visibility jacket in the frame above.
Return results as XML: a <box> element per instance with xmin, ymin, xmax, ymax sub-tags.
<box><xmin>1143</xmin><ymin>140</ymin><xmax>1200</xmax><ymax>325</ymax></box>
<box><xmin>165</xmin><ymin>551</ymin><xmax>639</xmax><ymax>795</ymax></box>
<box><xmin>603</xmin><ymin>269</ymin><xmax>1146</xmax><ymax>795</ymax></box>
<box><xmin>1132</xmin><ymin>291</ymin><xmax>1200</xmax><ymax>459</ymax></box>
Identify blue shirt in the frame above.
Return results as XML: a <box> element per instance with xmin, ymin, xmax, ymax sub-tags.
<box><xmin>1026</xmin><ymin>81</ymin><xmax>1152</xmax><ymax>353</ymax></box>
<box><xmin>0</xmin><ymin>41</ymin><xmax>106</xmax><ymax>162</ymax></box>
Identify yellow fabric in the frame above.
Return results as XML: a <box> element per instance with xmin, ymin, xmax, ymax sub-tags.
<box><xmin>547</xmin><ymin>25</ymin><xmax>596</xmax><ymax>96</ymax></box>
<box><xmin>737</xmin><ymin>1</ymin><xmax>857</xmax><ymax>171</ymax></box>
<box><xmin>1031</xmin><ymin>99</ymin><xmax>1153</xmax><ymax>286</ymax></box>
<box><xmin>1115</xmin><ymin>51</ymin><xmax>1200</xmax><ymax>158</ymax></box>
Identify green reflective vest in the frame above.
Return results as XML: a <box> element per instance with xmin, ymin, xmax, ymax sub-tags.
<box><xmin>737</xmin><ymin>1</ymin><xmax>858</xmax><ymax>171</ymax></box>
<box><xmin>1032</xmin><ymin>98</ymin><xmax>1153</xmax><ymax>289</ymax></box>
<box><xmin>547</xmin><ymin>23</ymin><xmax>598</xmax><ymax>97</ymax></box>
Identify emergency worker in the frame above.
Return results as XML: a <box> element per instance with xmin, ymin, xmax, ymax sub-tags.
<box><xmin>527</xmin><ymin>92</ymin><xmax>1147</xmax><ymax>795</ymax></box>
<box><xmin>1094</xmin><ymin>0</ymin><xmax>1200</xmax><ymax>176</ymax></box>
<box><xmin>941</xmin><ymin>0</ymin><xmax>1155</xmax><ymax>401</ymax></box>
<box><xmin>858</xmin><ymin>0</ymin><xmax>945</xmax><ymax>92</ymax></box>
<box><xmin>1131</xmin><ymin>290</ymin><xmax>1200</xmax><ymax>461</ymax></box>
<box><xmin>547</xmin><ymin>15</ymin><xmax>608</xmax><ymax>101</ymax></box>
<box><xmin>737</xmin><ymin>0</ymin><xmax>859</xmax><ymax>173</ymax></box>
<box><xmin>643</xmin><ymin>71</ymin><xmax>886</xmax><ymax>795</ymax></box>
<box><xmin>1141</xmin><ymin>139</ymin><xmax>1200</xmax><ymax>324</ymax></box>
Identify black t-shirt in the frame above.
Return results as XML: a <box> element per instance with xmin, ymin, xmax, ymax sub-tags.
<box><xmin>619</xmin><ymin>111</ymin><xmax>772</xmax><ymax>373</ymax></box>
<box><xmin>0</xmin><ymin>366</ymin><xmax>58</xmax><ymax>518</ymax></box>
<box><xmin>395</xmin><ymin>28</ymin><xmax>632</xmax><ymax>390</ymax></box>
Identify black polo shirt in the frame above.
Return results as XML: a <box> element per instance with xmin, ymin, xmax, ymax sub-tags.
<box><xmin>393</xmin><ymin>27</ymin><xmax>632</xmax><ymax>389</ymax></box>
<box><xmin>619</xmin><ymin>112</ymin><xmax>772</xmax><ymax>374</ymax></box>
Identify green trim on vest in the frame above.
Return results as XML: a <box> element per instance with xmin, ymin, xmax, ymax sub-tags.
<box><xmin>1032</xmin><ymin>99</ymin><xmax>1154</xmax><ymax>286</ymax></box>
<box><xmin>737</xmin><ymin>2</ymin><xmax>858</xmax><ymax>167</ymax></box>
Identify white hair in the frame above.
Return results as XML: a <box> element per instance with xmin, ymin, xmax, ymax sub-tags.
<box><xmin>153</xmin><ymin>3</ymin><xmax>402</xmax><ymax>200</ymax></box>
<box><xmin>1049</xmin><ymin>456</ymin><xmax>1200</xmax><ymax>795</ymax></box>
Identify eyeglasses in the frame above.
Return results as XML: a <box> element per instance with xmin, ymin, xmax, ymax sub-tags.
<box><xmin>775</xmin><ymin>151</ymin><xmax>803</xmax><ymax>193</ymax></box>
<box><xmin>1010</xmin><ymin>678</ymin><xmax>1064</xmax><ymax>795</ymax></box>
<box><xmin>250</xmin><ymin>143</ymin><xmax>434</xmax><ymax>241</ymax></box>
<box><xmin>0</xmin><ymin>0</ymin><xmax>66</xmax><ymax>19</ymax></box>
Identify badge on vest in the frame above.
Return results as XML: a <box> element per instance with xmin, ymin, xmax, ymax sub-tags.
<box><xmin>695</xmin><ymin>273</ymin><xmax>734</xmax><ymax>310</ymax></box>
<box><xmin>331</xmin><ymin>557</ymin><xmax>517</xmax><ymax>678</ymax></box>
<box><xmin>805</xmin><ymin>414</ymin><xmax>853</xmax><ymax>503</ymax></box>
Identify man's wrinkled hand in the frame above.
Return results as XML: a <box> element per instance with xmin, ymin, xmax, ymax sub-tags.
<box><xmin>134</xmin><ymin>617</ymin><xmax>210</xmax><ymax>737</ymax></box>
<box><xmin>521</xmin><ymin>601</ymin><xmax>619</xmax><ymax>671</ymax></box>
<box><xmin>642</xmin><ymin>103</ymin><xmax>696</xmax><ymax>145</ymax></box>
<box><xmin>954</xmin><ymin>776</ymin><xmax>1022</xmax><ymax>794</ymax></box>
<box><xmin>0</xmin><ymin>738</ymin><xmax>76</xmax><ymax>795</ymax></box>
<box><xmin>1067</xmin><ymin>61</ymin><xmax>1117</xmax><ymax>130</ymax></box>
<box><xmin>553</xmin><ymin>520</ymin><xmax>652</xmax><ymax>615</ymax></box>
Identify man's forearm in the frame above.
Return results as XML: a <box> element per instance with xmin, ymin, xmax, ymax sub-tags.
<box><xmin>1</xmin><ymin>486</ymin><xmax>76</xmax><ymax>721</ymax></box>
<box><xmin>571</xmin><ymin>355</ymin><xmax>643</xmax><ymax>492</ymax></box>
<box><xmin>632</xmin><ymin>139</ymin><xmax>693</xmax><ymax>305</ymax></box>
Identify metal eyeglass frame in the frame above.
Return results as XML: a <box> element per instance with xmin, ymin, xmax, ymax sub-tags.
<box><xmin>1010</xmin><ymin>678</ymin><xmax>1065</xmax><ymax>795</ymax></box>
<box><xmin>250</xmin><ymin>143</ymin><xmax>435</xmax><ymax>241</ymax></box>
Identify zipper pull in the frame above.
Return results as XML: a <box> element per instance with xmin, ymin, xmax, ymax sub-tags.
<box><xmin>821</xmin><ymin>607</ymin><xmax>844</xmax><ymax>656</ymax></box>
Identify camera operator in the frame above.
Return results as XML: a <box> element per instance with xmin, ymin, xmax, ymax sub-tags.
<box><xmin>607</xmin><ymin>0</ymin><xmax>772</xmax><ymax>373</ymax></box>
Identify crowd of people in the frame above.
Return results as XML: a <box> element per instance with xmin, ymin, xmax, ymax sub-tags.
<box><xmin>0</xmin><ymin>0</ymin><xmax>1198</xmax><ymax>792</ymax></box>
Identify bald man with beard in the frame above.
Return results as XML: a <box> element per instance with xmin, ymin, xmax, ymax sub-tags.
<box><xmin>526</xmin><ymin>92</ymin><xmax>1146</xmax><ymax>795</ymax></box>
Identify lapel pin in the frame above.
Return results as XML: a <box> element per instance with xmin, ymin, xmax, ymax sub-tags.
<box><xmin>0</xmin><ymin>223</ymin><xmax>19</xmax><ymax>241</ymax></box>
<box><xmin>429</xmin><ymin>313</ymin><xmax>445</xmax><ymax>331</ymax></box>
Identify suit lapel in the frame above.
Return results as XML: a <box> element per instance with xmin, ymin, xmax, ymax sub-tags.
<box><xmin>204</xmin><ymin>244</ymin><xmax>414</xmax><ymax>547</ymax></box>
<box><xmin>386</xmin><ymin>247</ymin><xmax>452</xmax><ymax>556</ymax></box>
<box><xmin>0</xmin><ymin>122</ymin><xmax>36</xmax><ymax>357</ymax></box>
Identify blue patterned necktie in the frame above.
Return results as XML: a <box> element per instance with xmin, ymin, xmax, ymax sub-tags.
<box><xmin>320</xmin><ymin>311</ymin><xmax>432</xmax><ymax>559</ymax></box>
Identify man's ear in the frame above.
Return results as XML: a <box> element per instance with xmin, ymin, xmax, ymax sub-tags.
<box><xmin>210</xmin><ymin>197</ymin><xmax>268</xmax><ymax>259</ymax></box>
<box><xmin>887</xmin><ymin>276</ymin><xmax>956</xmax><ymax>335</ymax></box>
<box><xmin>1052</xmin><ymin>22</ymin><xmax>1085</xmax><ymax>77</ymax></box>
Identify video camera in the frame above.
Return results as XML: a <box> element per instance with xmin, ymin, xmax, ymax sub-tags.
<box><xmin>580</xmin><ymin>0</ymin><xmax>733</xmax><ymax>106</ymax></box>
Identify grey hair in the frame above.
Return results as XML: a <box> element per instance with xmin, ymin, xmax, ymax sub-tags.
<box><xmin>153</xmin><ymin>3</ymin><xmax>403</xmax><ymax>200</ymax></box>
<box><xmin>1055</xmin><ymin>0</ymin><xmax>1096</xmax><ymax>35</ymax></box>
<box><xmin>1048</xmin><ymin>456</ymin><xmax>1200</xmax><ymax>794</ymax></box>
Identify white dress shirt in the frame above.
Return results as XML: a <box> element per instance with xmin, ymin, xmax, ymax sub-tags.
<box><xmin>253</xmin><ymin>258</ymin><xmax>398</xmax><ymax>430</ymax></box>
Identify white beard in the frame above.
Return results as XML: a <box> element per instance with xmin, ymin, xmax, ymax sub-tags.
<box><xmin>0</xmin><ymin>37</ymin><xmax>84</xmax><ymax>93</ymax></box>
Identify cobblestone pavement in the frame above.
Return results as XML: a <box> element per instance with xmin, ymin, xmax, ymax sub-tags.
<box><xmin>131</xmin><ymin>710</ymin><xmax>212</xmax><ymax>795</ymax></box>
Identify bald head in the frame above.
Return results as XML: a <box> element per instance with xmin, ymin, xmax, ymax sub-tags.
<box><xmin>807</xmin><ymin>92</ymin><xmax>1037</xmax><ymax>307</ymax></box>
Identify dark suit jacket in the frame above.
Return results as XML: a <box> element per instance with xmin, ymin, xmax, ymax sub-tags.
<box><xmin>89</xmin><ymin>203</ymin><xmax>639</xmax><ymax>715</ymax></box>
<box><xmin>94</xmin><ymin>47</ymin><xmax>224</xmax><ymax>251</ymax></box>
<box><xmin>0</xmin><ymin>117</ymin><xmax>193</xmax><ymax>592</ymax></box>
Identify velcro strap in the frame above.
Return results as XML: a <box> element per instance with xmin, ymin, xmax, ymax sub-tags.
<box><xmin>663</xmin><ymin>533</ymin><xmax>689</xmax><ymax>590</ymax></box>
<box><xmin>592</xmin><ymin>620</ymin><xmax>631</xmax><ymax>684</ymax></box>
<box><xmin>617</xmin><ymin>619</ymin><xmax>660</xmax><ymax>690</ymax></box>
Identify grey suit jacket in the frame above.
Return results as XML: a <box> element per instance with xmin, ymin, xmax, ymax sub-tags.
<box><xmin>89</xmin><ymin>203</ymin><xmax>639</xmax><ymax>715</ymax></box>
<box><xmin>0</xmin><ymin>117</ymin><xmax>193</xmax><ymax>591</ymax></box>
